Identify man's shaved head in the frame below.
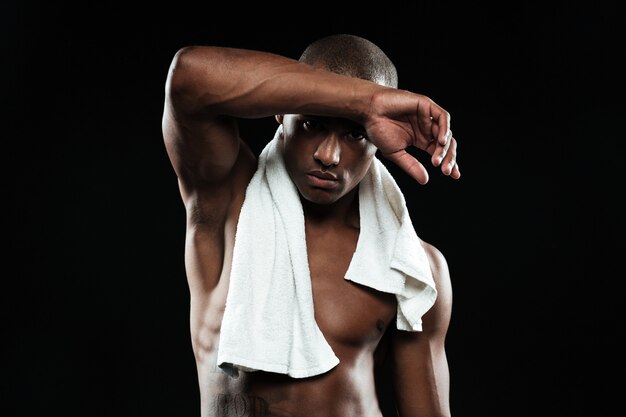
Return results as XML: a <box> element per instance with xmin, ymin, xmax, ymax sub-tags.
<box><xmin>299</xmin><ymin>34</ymin><xmax>398</xmax><ymax>88</ymax></box>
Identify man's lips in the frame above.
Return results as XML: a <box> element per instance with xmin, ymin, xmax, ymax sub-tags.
<box><xmin>306</xmin><ymin>170</ymin><xmax>339</xmax><ymax>188</ymax></box>
<box><xmin>308</xmin><ymin>170</ymin><xmax>337</xmax><ymax>180</ymax></box>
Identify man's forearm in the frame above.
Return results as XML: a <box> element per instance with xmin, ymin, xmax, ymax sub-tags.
<box><xmin>165</xmin><ymin>45</ymin><xmax>383</xmax><ymax>121</ymax></box>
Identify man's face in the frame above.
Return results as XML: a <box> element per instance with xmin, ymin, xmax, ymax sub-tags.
<box><xmin>279</xmin><ymin>114</ymin><xmax>378</xmax><ymax>205</ymax></box>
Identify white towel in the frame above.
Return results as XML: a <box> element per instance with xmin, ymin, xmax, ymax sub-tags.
<box><xmin>217</xmin><ymin>129</ymin><xmax>437</xmax><ymax>379</ymax></box>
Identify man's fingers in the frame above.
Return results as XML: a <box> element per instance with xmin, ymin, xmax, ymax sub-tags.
<box><xmin>439</xmin><ymin>124</ymin><xmax>452</xmax><ymax>146</ymax></box>
<box><xmin>431</xmin><ymin>130</ymin><xmax>453</xmax><ymax>167</ymax></box>
<box><xmin>438</xmin><ymin>136</ymin><xmax>457</xmax><ymax>174</ymax></box>
<box><xmin>451</xmin><ymin>162</ymin><xmax>461</xmax><ymax>179</ymax></box>
<box><xmin>386</xmin><ymin>150</ymin><xmax>429</xmax><ymax>185</ymax></box>
<box><xmin>427</xmin><ymin>100</ymin><xmax>451</xmax><ymax>146</ymax></box>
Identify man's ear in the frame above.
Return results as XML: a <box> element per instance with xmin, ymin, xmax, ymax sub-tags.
<box><xmin>275</xmin><ymin>114</ymin><xmax>283</xmax><ymax>124</ymax></box>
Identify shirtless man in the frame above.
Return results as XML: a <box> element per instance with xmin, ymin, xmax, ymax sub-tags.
<box><xmin>162</xmin><ymin>34</ymin><xmax>459</xmax><ymax>417</ymax></box>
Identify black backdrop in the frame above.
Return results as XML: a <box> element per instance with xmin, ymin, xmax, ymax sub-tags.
<box><xmin>5</xmin><ymin>2</ymin><xmax>624</xmax><ymax>417</ymax></box>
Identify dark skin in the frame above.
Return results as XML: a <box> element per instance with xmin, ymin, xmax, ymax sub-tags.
<box><xmin>162</xmin><ymin>43</ymin><xmax>457</xmax><ymax>417</ymax></box>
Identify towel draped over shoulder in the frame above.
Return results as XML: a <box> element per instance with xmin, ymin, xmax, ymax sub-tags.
<box><xmin>217</xmin><ymin>129</ymin><xmax>437</xmax><ymax>378</ymax></box>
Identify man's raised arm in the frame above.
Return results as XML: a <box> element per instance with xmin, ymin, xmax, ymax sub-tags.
<box><xmin>162</xmin><ymin>45</ymin><xmax>459</xmax><ymax>191</ymax></box>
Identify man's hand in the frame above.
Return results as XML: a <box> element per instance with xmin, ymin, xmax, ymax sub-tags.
<box><xmin>365</xmin><ymin>89</ymin><xmax>461</xmax><ymax>185</ymax></box>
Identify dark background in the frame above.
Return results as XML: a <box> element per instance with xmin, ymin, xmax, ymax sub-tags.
<box><xmin>4</xmin><ymin>2</ymin><xmax>624</xmax><ymax>416</ymax></box>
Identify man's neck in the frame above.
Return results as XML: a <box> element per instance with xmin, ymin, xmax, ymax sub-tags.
<box><xmin>301</xmin><ymin>186</ymin><xmax>360</xmax><ymax>229</ymax></box>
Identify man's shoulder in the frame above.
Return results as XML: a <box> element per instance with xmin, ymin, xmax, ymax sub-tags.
<box><xmin>418</xmin><ymin>239</ymin><xmax>450</xmax><ymax>282</ymax></box>
<box><xmin>418</xmin><ymin>238</ymin><xmax>443</xmax><ymax>259</ymax></box>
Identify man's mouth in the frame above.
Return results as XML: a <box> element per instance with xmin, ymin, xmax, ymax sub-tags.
<box><xmin>306</xmin><ymin>170</ymin><xmax>339</xmax><ymax>188</ymax></box>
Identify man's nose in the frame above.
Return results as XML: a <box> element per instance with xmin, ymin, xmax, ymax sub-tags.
<box><xmin>313</xmin><ymin>134</ymin><xmax>340</xmax><ymax>168</ymax></box>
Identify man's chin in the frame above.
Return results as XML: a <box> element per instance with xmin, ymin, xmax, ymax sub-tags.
<box><xmin>298</xmin><ymin>188</ymin><xmax>341</xmax><ymax>206</ymax></box>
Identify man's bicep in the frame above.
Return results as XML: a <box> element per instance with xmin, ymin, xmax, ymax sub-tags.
<box><xmin>162</xmin><ymin>106</ymin><xmax>244</xmax><ymax>188</ymax></box>
<box><xmin>390</xmin><ymin>245</ymin><xmax>453</xmax><ymax>417</ymax></box>
<box><xmin>390</xmin><ymin>318</ymin><xmax>451</xmax><ymax>416</ymax></box>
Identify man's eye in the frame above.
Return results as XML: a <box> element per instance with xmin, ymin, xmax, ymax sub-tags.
<box><xmin>303</xmin><ymin>120</ymin><xmax>320</xmax><ymax>130</ymax></box>
<box><xmin>347</xmin><ymin>131</ymin><xmax>367</xmax><ymax>141</ymax></box>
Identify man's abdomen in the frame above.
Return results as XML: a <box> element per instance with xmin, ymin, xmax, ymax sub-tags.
<box><xmin>198</xmin><ymin>352</ymin><xmax>384</xmax><ymax>417</ymax></box>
